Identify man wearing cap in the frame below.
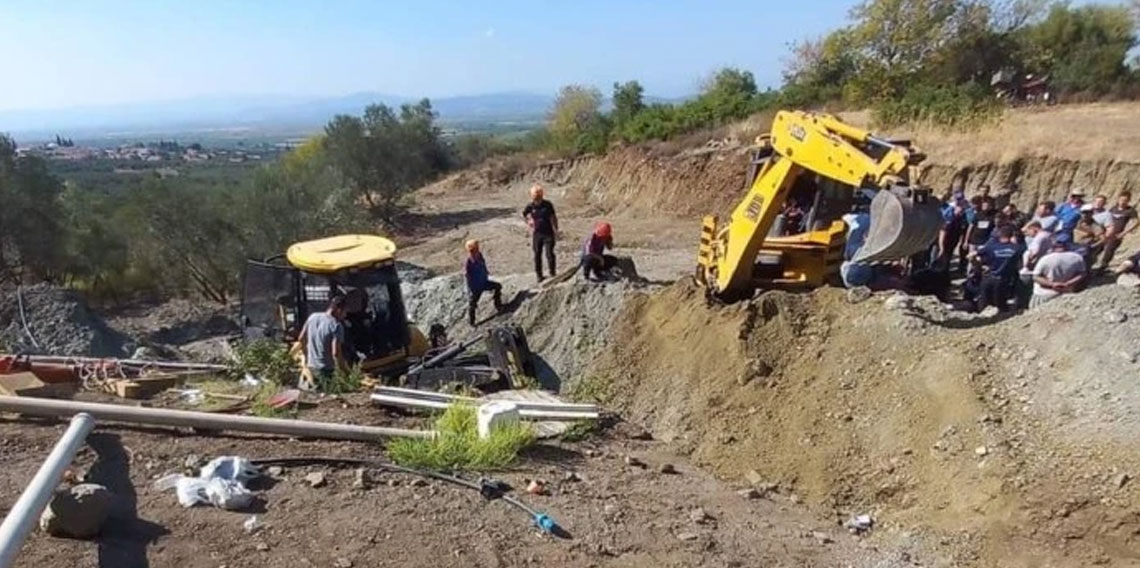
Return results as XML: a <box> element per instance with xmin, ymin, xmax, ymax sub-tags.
<box><xmin>1031</xmin><ymin>238</ymin><xmax>1086</xmax><ymax>308</ymax></box>
<box><xmin>1099</xmin><ymin>191</ymin><xmax>1139</xmax><ymax>271</ymax></box>
<box><xmin>1073</xmin><ymin>204</ymin><xmax>1107</xmax><ymax>267</ymax></box>
<box><xmin>463</xmin><ymin>240</ymin><xmax>503</xmax><ymax>326</ymax></box>
<box><xmin>1055</xmin><ymin>189</ymin><xmax>1086</xmax><ymax>237</ymax></box>
<box><xmin>1017</xmin><ymin>221</ymin><xmax>1053</xmax><ymax>309</ymax></box>
<box><xmin>522</xmin><ymin>184</ymin><xmax>559</xmax><ymax>283</ymax></box>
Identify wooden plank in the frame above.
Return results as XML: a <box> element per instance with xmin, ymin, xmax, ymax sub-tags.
<box><xmin>0</xmin><ymin>372</ymin><xmax>76</xmax><ymax>399</ymax></box>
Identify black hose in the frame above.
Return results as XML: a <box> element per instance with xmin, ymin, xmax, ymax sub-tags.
<box><xmin>249</xmin><ymin>456</ymin><xmax>552</xmax><ymax>530</ymax></box>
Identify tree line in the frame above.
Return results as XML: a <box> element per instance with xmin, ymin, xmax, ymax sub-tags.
<box><xmin>0</xmin><ymin>99</ymin><xmax>457</xmax><ymax>302</ymax></box>
<box><xmin>536</xmin><ymin>0</ymin><xmax>1139</xmax><ymax>154</ymax></box>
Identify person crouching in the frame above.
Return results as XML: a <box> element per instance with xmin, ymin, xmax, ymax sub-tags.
<box><xmin>580</xmin><ymin>222</ymin><xmax>616</xmax><ymax>281</ymax></box>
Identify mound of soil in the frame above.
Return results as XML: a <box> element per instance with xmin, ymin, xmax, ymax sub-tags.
<box><xmin>0</xmin><ymin>284</ymin><xmax>129</xmax><ymax>357</ymax></box>
<box><xmin>574</xmin><ymin>280</ymin><xmax>1140</xmax><ymax>566</ymax></box>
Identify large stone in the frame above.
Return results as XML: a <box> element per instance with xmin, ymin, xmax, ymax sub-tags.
<box><xmin>39</xmin><ymin>483</ymin><xmax>113</xmax><ymax>538</ymax></box>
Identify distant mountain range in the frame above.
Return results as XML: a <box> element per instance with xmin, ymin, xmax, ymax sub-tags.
<box><xmin>0</xmin><ymin>91</ymin><xmax>687</xmax><ymax>140</ymax></box>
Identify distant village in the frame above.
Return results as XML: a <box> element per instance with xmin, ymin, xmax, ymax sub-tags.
<box><xmin>15</xmin><ymin>137</ymin><xmax>302</xmax><ymax>166</ymax></box>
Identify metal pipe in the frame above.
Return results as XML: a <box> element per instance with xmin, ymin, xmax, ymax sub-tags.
<box><xmin>20</xmin><ymin>356</ymin><xmax>229</xmax><ymax>372</ymax></box>
<box><xmin>407</xmin><ymin>332</ymin><xmax>484</xmax><ymax>375</ymax></box>
<box><xmin>0</xmin><ymin>413</ymin><xmax>95</xmax><ymax>568</ymax></box>
<box><xmin>0</xmin><ymin>396</ymin><xmax>432</xmax><ymax>442</ymax></box>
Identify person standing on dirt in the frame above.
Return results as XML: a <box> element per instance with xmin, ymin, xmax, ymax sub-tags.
<box><xmin>968</xmin><ymin>225</ymin><xmax>1022</xmax><ymax>312</ymax></box>
<box><xmin>1031</xmin><ymin>239</ymin><xmax>1087</xmax><ymax>308</ymax></box>
<box><xmin>581</xmin><ymin>222</ymin><xmax>617</xmax><ymax>281</ymax></box>
<box><xmin>1029</xmin><ymin>200</ymin><xmax>1059</xmax><ymax>234</ymax></box>
<box><xmin>965</xmin><ymin>199</ymin><xmax>998</xmax><ymax>266</ymax></box>
<box><xmin>296</xmin><ymin>294</ymin><xmax>348</xmax><ymax>390</ymax></box>
<box><xmin>935</xmin><ymin>196</ymin><xmax>969</xmax><ymax>273</ymax></box>
<box><xmin>1098</xmin><ymin>191</ymin><xmax>1138</xmax><ymax>271</ymax></box>
<box><xmin>463</xmin><ymin>239</ymin><xmax>503</xmax><ymax>326</ymax></box>
<box><xmin>522</xmin><ymin>184</ymin><xmax>559</xmax><ymax>283</ymax></box>
<box><xmin>1055</xmin><ymin>189</ymin><xmax>1086</xmax><ymax>237</ymax></box>
<box><xmin>1073</xmin><ymin>204</ymin><xmax>1107</xmax><ymax>267</ymax></box>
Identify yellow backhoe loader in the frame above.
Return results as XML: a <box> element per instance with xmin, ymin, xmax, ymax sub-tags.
<box><xmin>696</xmin><ymin>110</ymin><xmax>944</xmax><ymax>301</ymax></box>
<box><xmin>239</xmin><ymin>234</ymin><xmax>429</xmax><ymax>375</ymax></box>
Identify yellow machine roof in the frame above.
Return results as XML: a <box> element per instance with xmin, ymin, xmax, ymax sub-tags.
<box><xmin>286</xmin><ymin>234</ymin><xmax>397</xmax><ymax>273</ymax></box>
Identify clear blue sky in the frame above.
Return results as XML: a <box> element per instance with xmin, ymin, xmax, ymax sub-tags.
<box><xmin>0</xmin><ymin>0</ymin><xmax>864</xmax><ymax>111</ymax></box>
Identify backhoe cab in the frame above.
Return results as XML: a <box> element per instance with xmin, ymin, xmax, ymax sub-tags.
<box><xmin>696</xmin><ymin>110</ymin><xmax>943</xmax><ymax>301</ymax></box>
<box><xmin>240</xmin><ymin>234</ymin><xmax>429</xmax><ymax>375</ymax></box>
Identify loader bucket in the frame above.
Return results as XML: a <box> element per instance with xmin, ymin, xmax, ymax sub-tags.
<box><xmin>851</xmin><ymin>186</ymin><xmax>944</xmax><ymax>264</ymax></box>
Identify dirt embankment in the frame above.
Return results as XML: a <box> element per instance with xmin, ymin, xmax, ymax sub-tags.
<box><xmin>511</xmin><ymin>104</ymin><xmax>1140</xmax><ymax>223</ymax></box>
<box><xmin>567</xmin><ymin>280</ymin><xmax>1140</xmax><ymax>567</ymax></box>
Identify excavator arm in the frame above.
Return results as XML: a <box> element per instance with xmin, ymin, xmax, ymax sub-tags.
<box><xmin>696</xmin><ymin>110</ymin><xmax>943</xmax><ymax>300</ymax></box>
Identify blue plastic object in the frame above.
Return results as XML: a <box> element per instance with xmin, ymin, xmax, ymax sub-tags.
<box><xmin>534</xmin><ymin>513</ymin><xmax>556</xmax><ymax>534</ymax></box>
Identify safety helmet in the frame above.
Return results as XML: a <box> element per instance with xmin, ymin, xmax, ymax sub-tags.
<box><xmin>464</xmin><ymin>239</ymin><xmax>479</xmax><ymax>252</ymax></box>
<box><xmin>530</xmin><ymin>184</ymin><xmax>544</xmax><ymax>199</ymax></box>
<box><xmin>594</xmin><ymin>221</ymin><xmax>612</xmax><ymax>238</ymax></box>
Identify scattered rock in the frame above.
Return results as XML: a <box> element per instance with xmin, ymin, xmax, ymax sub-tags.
<box><xmin>688</xmin><ymin>507</ymin><xmax>712</xmax><ymax>524</ymax></box>
<box><xmin>39</xmin><ymin>483</ymin><xmax>113</xmax><ymax>538</ymax></box>
<box><xmin>409</xmin><ymin>478</ymin><xmax>428</xmax><ymax>488</ymax></box>
<box><xmin>1117</xmin><ymin>473</ymin><xmax>1131</xmax><ymax>489</ymax></box>
<box><xmin>745</xmin><ymin>470</ymin><xmax>765</xmax><ymax>486</ymax></box>
<box><xmin>352</xmin><ymin>468</ymin><xmax>371</xmax><ymax>490</ymax></box>
<box><xmin>333</xmin><ymin>558</ymin><xmax>353</xmax><ymax>568</ymax></box>
<box><xmin>1102</xmin><ymin>311</ymin><xmax>1127</xmax><ymax>324</ymax></box>
<box><xmin>184</xmin><ymin>454</ymin><xmax>203</xmax><ymax>471</ymax></box>
<box><xmin>884</xmin><ymin>295</ymin><xmax>914</xmax><ymax>311</ymax></box>
<box><xmin>736</xmin><ymin>488</ymin><xmax>761</xmax><ymax>500</ymax></box>
<box><xmin>975</xmin><ymin>446</ymin><xmax>989</xmax><ymax>457</ymax></box>
<box><xmin>304</xmin><ymin>471</ymin><xmax>327</xmax><ymax>488</ymax></box>
<box><xmin>676</xmin><ymin>531</ymin><xmax>700</xmax><ymax>542</ymax></box>
<box><xmin>811</xmin><ymin>531</ymin><xmax>834</xmax><ymax>544</ymax></box>
<box><xmin>255</xmin><ymin>542</ymin><xmax>270</xmax><ymax>552</ymax></box>
<box><xmin>846</xmin><ymin>287</ymin><xmax>872</xmax><ymax>304</ymax></box>
<box><xmin>526</xmin><ymin>480</ymin><xmax>547</xmax><ymax>495</ymax></box>
<box><xmin>266</xmin><ymin>466</ymin><xmax>284</xmax><ymax>478</ymax></box>
<box><xmin>846</xmin><ymin>514</ymin><xmax>874</xmax><ymax>534</ymax></box>
<box><xmin>563</xmin><ymin>471</ymin><xmax>581</xmax><ymax>483</ymax></box>
<box><xmin>658</xmin><ymin>463</ymin><xmax>677</xmax><ymax>475</ymax></box>
<box><xmin>386</xmin><ymin>479</ymin><xmax>401</xmax><ymax>488</ymax></box>
<box><xmin>624</xmin><ymin>456</ymin><xmax>646</xmax><ymax>468</ymax></box>
<box><xmin>789</xmin><ymin>494</ymin><xmax>802</xmax><ymax>505</ymax></box>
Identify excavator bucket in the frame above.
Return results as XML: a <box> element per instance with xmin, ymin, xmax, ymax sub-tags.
<box><xmin>851</xmin><ymin>186</ymin><xmax>944</xmax><ymax>264</ymax></box>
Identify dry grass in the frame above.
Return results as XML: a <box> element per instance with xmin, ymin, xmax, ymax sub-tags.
<box><xmin>837</xmin><ymin>103</ymin><xmax>1140</xmax><ymax>164</ymax></box>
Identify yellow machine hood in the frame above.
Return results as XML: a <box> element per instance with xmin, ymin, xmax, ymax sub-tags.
<box><xmin>286</xmin><ymin>234</ymin><xmax>397</xmax><ymax>273</ymax></box>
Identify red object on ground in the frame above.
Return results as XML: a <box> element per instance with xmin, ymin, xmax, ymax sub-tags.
<box><xmin>0</xmin><ymin>355</ymin><xmax>79</xmax><ymax>384</ymax></box>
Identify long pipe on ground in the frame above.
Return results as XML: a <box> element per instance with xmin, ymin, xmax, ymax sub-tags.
<box><xmin>18</xmin><ymin>355</ymin><xmax>229</xmax><ymax>372</ymax></box>
<box><xmin>0</xmin><ymin>413</ymin><xmax>95</xmax><ymax>568</ymax></box>
<box><xmin>0</xmin><ymin>396</ymin><xmax>432</xmax><ymax>442</ymax></box>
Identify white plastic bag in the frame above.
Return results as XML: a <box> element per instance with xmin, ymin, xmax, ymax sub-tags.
<box><xmin>154</xmin><ymin>456</ymin><xmax>258</xmax><ymax>510</ymax></box>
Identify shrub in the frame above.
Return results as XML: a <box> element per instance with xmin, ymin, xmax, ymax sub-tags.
<box><xmin>228</xmin><ymin>340</ymin><xmax>297</xmax><ymax>385</ymax></box>
<box><xmin>872</xmin><ymin>83</ymin><xmax>1003</xmax><ymax>128</ymax></box>
<box><xmin>387</xmin><ymin>404</ymin><xmax>535</xmax><ymax>471</ymax></box>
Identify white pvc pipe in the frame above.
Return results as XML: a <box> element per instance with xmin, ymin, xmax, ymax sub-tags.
<box><xmin>0</xmin><ymin>413</ymin><xmax>95</xmax><ymax>568</ymax></box>
<box><xmin>0</xmin><ymin>396</ymin><xmax>432</xmax><ymax>441</ymax></box>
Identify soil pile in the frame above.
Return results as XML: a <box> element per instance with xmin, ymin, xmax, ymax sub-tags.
<box><xmin>578</xmin><ymin>280</ymin><xmax>1140</xmax><ymax>566</ymax></box>
<box><xmin>0</xmin><ymin>284</ymin><xmax>129</xmax><ymax>357</ymax></box>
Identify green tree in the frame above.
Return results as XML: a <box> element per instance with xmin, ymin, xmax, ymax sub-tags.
<box><xmin>324</xmin><ymin>99</ymin><xmax>448</xmax><ymax>221</ymax></box>
<box><xmin>546</xmin><ymin>85</ymin><xmax>606</xmax><ymax>154</ymax></box>
<box><xmin>0</xmin><ymin>135</ymin><xmax>67</xmax><ymax>282</ymax></box>
<box><xmin>611</xmin><ymin>80</ymin><xmax>645</xmax><ymax>130</ymax></box>
<box><xmin>1023</xmin><ymin>3</ymin><xmax>1137</xmax><ymax>94</ymax></box>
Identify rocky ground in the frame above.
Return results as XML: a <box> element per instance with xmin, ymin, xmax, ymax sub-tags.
<box><xmin>5</xmin><ymin>126</ymin><xmax>1140</xmax><ymax>566</ymax></box>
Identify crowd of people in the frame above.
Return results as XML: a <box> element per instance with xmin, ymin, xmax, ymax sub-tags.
<box><xmin>844</xmin><ymin>183</ymin><xmax>1140</xmax><ymax>312</ymax></box>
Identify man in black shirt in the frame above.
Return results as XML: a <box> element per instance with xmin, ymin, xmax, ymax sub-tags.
<box><xmin>522</xmin><ymin>184</ymin><xmax>559</xmax><ymax>282</ymax></box>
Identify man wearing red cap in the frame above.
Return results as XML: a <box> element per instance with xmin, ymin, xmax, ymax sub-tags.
<box><xmin>580</xmin><ymin>222</ymin><xmax>616</xmax><ymax>281</ymax></box>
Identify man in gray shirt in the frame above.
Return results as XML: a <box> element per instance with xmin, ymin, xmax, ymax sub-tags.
<box><xmin>297</xmin><ymin>295</ymin><xmax>348</xmax><ymax>389</ymax></box>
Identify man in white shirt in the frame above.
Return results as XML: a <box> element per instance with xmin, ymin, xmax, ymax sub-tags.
<box><xmin>1031</xmin><ymin>240</ymin><xmax>1087</xmax><ymax>308</ymax></box>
